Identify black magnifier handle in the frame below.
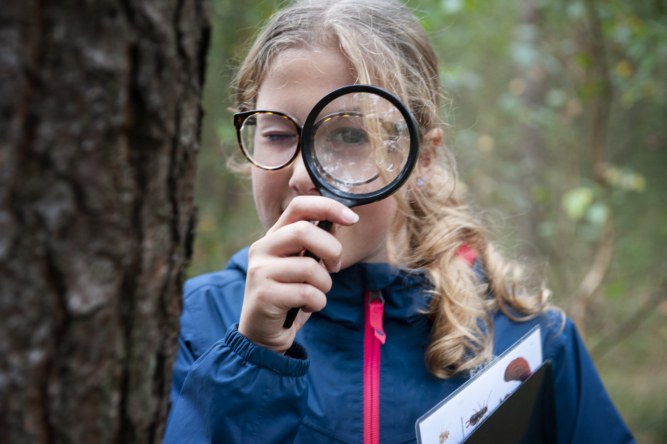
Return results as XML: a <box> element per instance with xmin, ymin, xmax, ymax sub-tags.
<box><xmin>283</xmin><ymin>220</ymin><xmax>334</xmax><ymax>328</ymax></box>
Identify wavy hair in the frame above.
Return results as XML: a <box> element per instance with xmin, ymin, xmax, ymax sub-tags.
<box><xmin>234</xmin><ymin>0</ymin><xmax>561</xmax><ymax>378</ymax></box>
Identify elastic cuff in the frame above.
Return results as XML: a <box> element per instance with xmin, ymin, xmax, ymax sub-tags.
<box><xmin>284</xmin><ymin>340</ymin><xmax>308</xmax><ymax>360</ymax></box>
<box><xmin>224</xmin><ymin>324</ymin><xmax>309</xmax><ymax>377</ymax></box>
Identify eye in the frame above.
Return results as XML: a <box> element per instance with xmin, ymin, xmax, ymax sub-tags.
<box><xmin>328</xmin><ymin>127</ymin><xmax>368</xmax><ymax>145</ymax></box>
<box><xmin>266</xmin><ymin>133</ymin><xmax>297</xmax><ymax>143</ymax></box>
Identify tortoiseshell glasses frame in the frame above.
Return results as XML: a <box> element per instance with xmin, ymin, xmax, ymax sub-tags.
<box><xmin>233</xmin><ymin>110</ymin><xmax>303</xmax><ymax>171</ymax></box>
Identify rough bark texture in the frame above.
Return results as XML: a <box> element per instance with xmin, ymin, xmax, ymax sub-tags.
<box><xmin>0</xmin><ymin>1</ymin><xmax>209</xmax><ymax>442</ymax></box>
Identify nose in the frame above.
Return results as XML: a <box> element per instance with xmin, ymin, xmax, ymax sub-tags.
<box><xmin>288</xmin><ymin>155</ymin><xmax>319</xmax><ymax>196</ymax></box>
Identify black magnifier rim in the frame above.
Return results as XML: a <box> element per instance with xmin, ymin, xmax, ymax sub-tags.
<box><xmin>301</xmin><ymin>84</ymin><xmax>420</xmax><ymax>208</ymax></box>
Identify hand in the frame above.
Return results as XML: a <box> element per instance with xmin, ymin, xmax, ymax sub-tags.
<box><xmin>238</xmin><ymin>196</ymin><xmax>359</xmax><ymax>354</ymax></box>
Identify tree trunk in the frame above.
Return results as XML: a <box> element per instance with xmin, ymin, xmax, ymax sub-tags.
<box><xmin>516</xmin><ymin>0</ymin><xmax>547</xmax><ymax>256</ymax></box>
<box><xmin>0</xmin><ymin>1</ymin><xmax>209</xmax><ymax>443</ymax></box>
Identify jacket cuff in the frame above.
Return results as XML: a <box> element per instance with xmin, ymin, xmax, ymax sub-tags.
<box><xmin>225</xmin><ymin>324</ymin><xmax>309</xmax><ymax>377</ymax></box>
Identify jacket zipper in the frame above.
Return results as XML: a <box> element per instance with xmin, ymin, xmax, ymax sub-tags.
<box><xmin>361</xmin><ymin>245</ymin><xmax>474</xmax><ymax>443</ymax></box>
<box><xmin>364</xmin><ymin>290</ymin><xmax>385</xmax><ymax>444</ymax></box>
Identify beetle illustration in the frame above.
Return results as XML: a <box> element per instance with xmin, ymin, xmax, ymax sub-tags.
<box><xmin>439</xmin><ymin>429</ymin><xmax>450</xmax><ymax>443</ymax></box>
<box><xmin>465</xmin><ymin>391</ymin><xmax>492</xmax><ymax>428</ymax></box>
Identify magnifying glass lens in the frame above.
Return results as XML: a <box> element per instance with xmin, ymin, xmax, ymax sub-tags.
<box><xmin>311</xmin><ymin>92</ymin><xmax>411</xmax><ymax>194</ymax></box>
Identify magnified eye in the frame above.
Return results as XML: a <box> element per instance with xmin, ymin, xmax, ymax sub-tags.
<box><xmin>328</xmin><ymin>127</ymin><xmax>368</xmax><ymax>145</ymax></box>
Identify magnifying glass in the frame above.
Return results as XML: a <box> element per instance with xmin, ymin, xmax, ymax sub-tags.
<box><xmin>283</xmin><ymin>84</ymin><xmax>420</xmax><ymax>328</ymax></box>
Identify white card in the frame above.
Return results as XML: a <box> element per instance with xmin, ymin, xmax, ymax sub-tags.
<box><xmin>415</xmin><ymin>326</ymin><xmax>543</xmax><ymax>444</ymax></box>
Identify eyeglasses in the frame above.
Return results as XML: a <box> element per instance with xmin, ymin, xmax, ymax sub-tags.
<box><xmin>233</xmin><ymin>110</ymin><xmax>303</xmax><ymax>171</ymax></box>
<box><xmin>234</xmin><ymin>109</ymin><xmax>410</xmax><ymax>172</ymax></box>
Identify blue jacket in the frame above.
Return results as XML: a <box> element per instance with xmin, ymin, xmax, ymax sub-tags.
<box><xmin>164</xmin><ymin>247</ymin><xmax>634</xmax><ymax>444</ymax></box>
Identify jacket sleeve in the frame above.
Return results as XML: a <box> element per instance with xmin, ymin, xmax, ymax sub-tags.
<box><xmin>546</xmin><ymin>317</ymin><xmax>634</xmax><ymax>444</ymax></box>
<box><xmin>164</xmin><ymin>324</ymin><xmax>310</xmax><ymax>444</ymax></box>
<box><xmin>170</xmin><ymin>335</ymin><xmax>196</xmax><ymax>405</ymax></box>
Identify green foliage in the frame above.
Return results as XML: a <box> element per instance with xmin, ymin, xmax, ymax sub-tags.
<box><xmin>605</xmin><ymin>281</ymin><xmax>626</xmax><ymax>300</ymax></box>
<box><xmin>562</xmin><ymin>187</ymin><xmax>594</xmax><ymax>221</ymax></box>
<box><xmin>192</xmin><ymin>0</ymin><xmax>667</xmax><ymax>441</ymax></box>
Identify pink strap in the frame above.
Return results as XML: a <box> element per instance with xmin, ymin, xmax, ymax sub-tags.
<box><xmin>456</xmin><ymin>244</ymin><xmax>477</xmax><ymax>266</ymax></box>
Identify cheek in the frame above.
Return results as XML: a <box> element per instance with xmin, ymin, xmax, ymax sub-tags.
<box><xmin>251</xmin><ymin>169</ymin><xmax>288</xmax><ymax>231</ymax></box>
<box><xmin>338</xmin><ymin>197</ymin><xmax>399</xmax><ymax>265</ymax></box>
<box><xmin>356</xmin><ymin>198</ymin><xmax>397</xmax><ymax>231</ymax></box>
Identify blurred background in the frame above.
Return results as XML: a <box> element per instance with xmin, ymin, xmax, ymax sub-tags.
<box><xmin>191</xmin><ymin>0</ymin><xmax>666</xmax><ymax>442</ymax></box>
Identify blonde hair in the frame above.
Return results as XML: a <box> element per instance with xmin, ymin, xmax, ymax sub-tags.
<box><xmin>234</xmin><ymin>0</ymin><xmax>561</xmax><ymax>378</ymax></box>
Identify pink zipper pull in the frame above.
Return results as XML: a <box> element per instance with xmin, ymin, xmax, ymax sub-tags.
<box><xmin>368</xmin><ymin>290</ymin><xmax>386</xmax><ymax>344</ymax></box>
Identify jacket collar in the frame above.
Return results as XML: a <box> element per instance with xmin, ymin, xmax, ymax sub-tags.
<box><xmin>317</xmin><ymin>262</ymin><xmax>432</xmax><ymax>331</ymax></box>
<box><xmin>229</xmin><ymin>247</ymin><xmax>482</xmax><ymax>333</ymax></box>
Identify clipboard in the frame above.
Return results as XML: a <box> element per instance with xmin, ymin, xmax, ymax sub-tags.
<box><xmin>416</xmin><ymin>326</ymin><xmax>545</xmax><ymax>444</ymax></box>
<box><xmin>462</xmin><ymin>359</ymin><xmax>557</xmax><ymax>444</ymax></box>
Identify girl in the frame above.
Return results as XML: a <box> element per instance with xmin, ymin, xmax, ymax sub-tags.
<box><xmin>164</xmin><ymin>1</ymin><xmax>633</xmax><ymax>443</ymax></box>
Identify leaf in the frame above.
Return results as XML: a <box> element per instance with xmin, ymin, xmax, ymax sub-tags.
<box><xmin>615</xmin><ymin>60</ymin><xmax>634</xmax><ymax>78</ymax></box>
<box><xmin>477</xmin><ymin>135</ymin><xmax>494</xmax><ymax>152</ymax></box>
<box><xmin>441</xmin><ymin>0</ymin><xmax>463</xmax><ymax>14</ymax></box>
<box><xmin>538</xmin><ymin>221</ymin><xmax>556</xmax><ymax>238</ymax></box>
<box><xmin>511</xmin><ymin>43</ymin><xmax>540</xmax><ymax>68</ymax></box>
<box><xmin>605</xmin><ymin>281</ymin><xmax>626</xmax><ymax>300</ymax></box>
<box><xmin>578</xmin><ymin>223</ymin><xmax>601</xmax><ymax>242</ymax></box>
<box><xmin>562</xmin><ymin>187</ymin><xmax>594</xmax><ymax>221</ymax></box>
<box><xmin>531</xmin><ymin>185</ymin><xmax>552</xmax><ymax>204</ymax></box>
<box><xmin>546</xmin><ymin>89</ymin><xmax>568</xmax><ymax>108</ymax></box>
<box><xmin>585</xmin><ymin>202</ymin><xmax>610</xmax><ymax>226</ymax></box>
<box><xmin>566</xmin><ymin>2</ymin><xmax>586</xmax><ymax>20</ymax></box>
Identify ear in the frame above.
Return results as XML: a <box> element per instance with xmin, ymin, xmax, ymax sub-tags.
<box><xmin>416</xmin><ymin>127</ymin><xmax>442</xmax><ymax>184</ymax></box>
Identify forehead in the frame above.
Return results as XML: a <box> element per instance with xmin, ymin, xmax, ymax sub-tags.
<box><xmin>256</xmin><ymin>48</ymin><xmax>357</xmax><ymax>123</ymax></box>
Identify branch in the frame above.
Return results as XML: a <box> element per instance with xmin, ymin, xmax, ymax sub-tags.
<box><xmin>590</xmin><ymin>280</ymin><xmax>667</xmax><ymax>359</ymax></box>
<box><xmin>568</xmin><ymin>213</ymin><xmax>614</xmax><ymax>336</ymax></box>
<box><xmin>567</xmin><ymin>0</ymin><xmax>615</xmax><ymax>339</ymax></box>
<box><xmin>583</xmin><ymin>0</ymin><xmax>613</xmax><ymax>184</ymax></box>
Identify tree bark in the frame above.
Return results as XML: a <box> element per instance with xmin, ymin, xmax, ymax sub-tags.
<box><xmin>0</xmin><ymin>1</ymin><xmax>209</xmax><ymax>442</ymax></box>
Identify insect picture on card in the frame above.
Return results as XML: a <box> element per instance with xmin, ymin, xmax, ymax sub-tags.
<box><xmin>416</xmin><ymin>327</ymin><xmax>543</xmax><ymax>443</ymax></box>
<box><xmin>465</xmin><ymin>391</ymin><xmax>492</xmax><ymax>428</ymax></box>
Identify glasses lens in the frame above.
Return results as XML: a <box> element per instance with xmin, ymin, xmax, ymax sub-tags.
<box><xmin>311</xmin><ymin>92</ymin><xmax>410</xmax><ymax>194</ymax></box>
<box><xmin>241</xmin><ymin>112</ymin><xmax>299</xmax><ymax>168</ymax></box>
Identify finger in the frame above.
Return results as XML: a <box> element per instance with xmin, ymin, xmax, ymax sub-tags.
<box><xmin>269</xmin><ymin>282</ymin><xmax>328</xmax><ymax>314</ymax></box>
<box><xmin>268</xmin><ymin>195</ymin><xmax>359</xmax><ymax>234</ymax></box>
<box><xmin>263</xmin><ymin>256</ymin><xmax>333</xmax><ymax>294</ymax></box>
<box><xmin>325</xmin><ymin>223</ymin><xmax>342</xmax><ymax>273</ymax></box>
<box><xmin>266</xmin><ymin>221</ymin><xmax>343</xmax><ymax>272</ymax></box>
<box><xmin>291</xmin><ymin>310</ymin><xmax>313</xmax><ymax>331</ymax></box>
<box><xmin>329</xmin><ymin>222</ymin><xmax>338</xmax><ymax>238</ymax></box>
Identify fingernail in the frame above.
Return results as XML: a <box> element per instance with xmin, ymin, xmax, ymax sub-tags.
<box><xmin>342</xmin><ymin>208</ymin><xmax>359</xmax><ymax>223</ymax></box>
<box><xmin>334</xmin><ymin>260</ymin><xmax>342</xmax><ymax>273</ymax></box>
